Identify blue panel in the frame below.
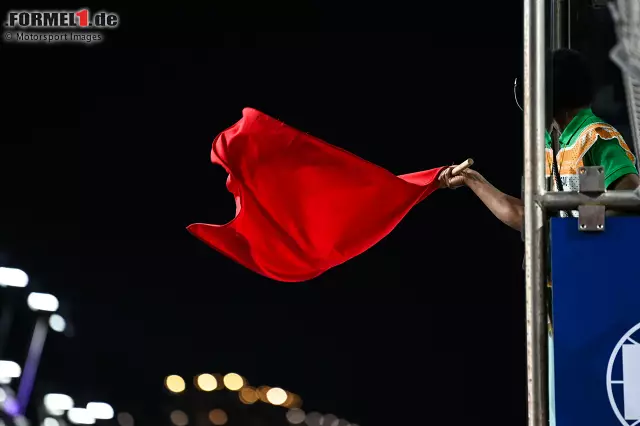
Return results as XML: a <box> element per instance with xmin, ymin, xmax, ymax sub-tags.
<box><xmin>551</xmin><ymin>216</ymin><xmax>640</xmax><ymax>426</ymax></box>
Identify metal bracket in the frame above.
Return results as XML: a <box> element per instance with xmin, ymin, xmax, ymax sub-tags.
<box><xmin>578</xmin><ymin>166</ymin><xmax>605</xmax><ymax>232</ymax></box>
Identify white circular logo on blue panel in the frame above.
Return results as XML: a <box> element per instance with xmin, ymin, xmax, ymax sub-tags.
<box><xmin>607</xmin><ymin>322</ymin><xmax>640</xmax><ymax>425</ymax></box>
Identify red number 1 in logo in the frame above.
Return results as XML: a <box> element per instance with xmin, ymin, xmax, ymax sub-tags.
<box><xmin>76</xmin><ymin>9</ymin><xmax>89</xmax><ymax>27</ymax></box>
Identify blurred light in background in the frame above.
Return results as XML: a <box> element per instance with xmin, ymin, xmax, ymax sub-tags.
<box><xmin>44</xmin><ymin>393</ymin><xmax>74</xmax><ymax>415</ymax></box>
<box><xmin>207</xmin><ymin>409</ymin><xmax>227</xmax><ymax>426</ymax></box>
<box><xmin>48</xmin><ymin>314</ymin><xmax>66</xmax><ymax>333</ymax></box>
<box><xmin>43</xmin><ymin>418</ymin><xmax>60</xmax><ymax>426</ymax></box>
<box><xmin>163</xmin><ymin>371</ymin><xmax>311</xmax><ymax>420</ymax></box>
<box><xmin>256</xmin><ymin>386</ymin><xmax>271</xmax><ymax>403</ymax></box>
<box><xmin>0</xmin><ymin>361</ymin><xmax>21</xmax><ymax>378</ymax></box>
<box><xmin>222</xmin><ymin>373</ymin><xmax>243</xmax><ymax>391</ymax></box>
<box><xmin>68</xmin><ymin>408</ymin><xmax>95</xmax><ymax>425</ymax></box>
<box><xmin>321</xmin><ymin>414</ymin><xmax>337</xmax><ymax>426</ymax></box>
<box><xmin>0</xmin><ymin>267</ymin><xmax>29</xmax><ymax>288</ymax></box>
<box><xmin>0</xmin><ymin>377</ymin><xmax>11</xmax><ymax>384</ymax></box>
<box><xmin>169</xmin><ymin>410</ymin><xmax>188</xmax><ymax>426</ymax></box>
<box><xmin>195</xmin><ymin>374</ymin><xmax>217</xmax><ymax>392</ymax></box>
<box><xmin>14</xmin><ymin>416</ymin><xmax>29</xmax><ymax>426</ymax></box>
<box><xmin>4</xmin><ymin>395</ymin><xmax>20</xmax><ymax>416</ymax></box>
<box><xmin>117</xmin><ymin>412</ymin><xmax>134</xmax><ymax>426</ymax></box>
<box><xmin>285</xmin><ymin>408</ymin><xmax>306</xmax><ymax>424</ymax></box>
<box><xmin>304</xmin><ymin>412</ymin><xmax>322</xmax><ymax>426</ymax></box>
<box><xmin>238</xmin><ymin>387</ymin><xmax>258</xmax><ymax>405</ymax></box>
<box><xmin>27</xmin><ymin>293</ymin><xmax>59</xmax><ymax>312</ymax></box>
<box><xmin>282</xmin><ymin>392</ymin><xmax>302</xmax><ymax>409</ymax></box>
<box><xmin>0</xmin><ymin>388</ymin><xmax>6</xmax><ymax>402</ymax></box>
<box><xmin>86</xmin><ymin>402</ymin><xmax>114</xmax><ymax>420</ymax></box>
<box><xmin>266</xmin><ymin>388</ymin><xmax>287</xmax><ymax>406</ymax></box>
<box><xmin>165</xmin><ymin>375</ymin><xmax>186</xmax><ymax>393</ymax></box>
<box><xmin>334</xmin><ymin>419</ymin><xmax>350</xmax><ymax>426</ymax></box>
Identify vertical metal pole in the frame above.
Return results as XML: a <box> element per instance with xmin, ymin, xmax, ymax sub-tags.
<box><xmin>567</xmin><ymin>0</ymin><xmax>571</xmax><ymax>48</ymax></box>
<box><xmin>524</xmin><ymin>0</ymin><xmax>549</xmax><ymax>424</ymax></box>
<box><xmin>551</xmin><ymin>0</ymin><xmax>567</xmax><ymax>50</ymax></box>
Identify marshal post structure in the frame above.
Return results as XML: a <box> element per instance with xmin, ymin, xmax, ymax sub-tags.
<box><xmin>523</xmin><ymin>0</ymin><xmax>640</xmax><ymax>425</ymax></box>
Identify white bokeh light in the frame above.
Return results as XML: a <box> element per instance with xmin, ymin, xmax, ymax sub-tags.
<box><xmin>0</xmin><ymin>361</ymin><xmax>21</xmax><ymax>378</ymax></box>
<box><xmin>285</xmin><ymin>408</ymin><xmax>306</xmax><ymax>424</ymax></box>
<box><xmin>27</xmin><ymin>292</ymin><xmax>59</xmax><ymax>312</ymax></box>
<box><xmin>86</xmin><ymin>402</ymin><xmax>114</xmax><ymax>420</ymax></box>
<box><xmin>321</xmin><ymin>414</ymin><xmax>338</xmax><ymax>426</ymax></box>
<box><xmin>304</xmin><ymin>412</ymin><xmax>323</xmax><ymax>426</ymax></box>
<box><xmin>44</xmin><ymin>393</ymin><xmax>74</xmax><ymax>413</ymax></box>
<box><xmin>0</xmin><ymin>268</ymin><xmax>28</xmax><ymax>288</ymax></box>
<box><xmin>48</xmin><ymin>314</ymin><xmax>66</xmax><ymax>332</ymax></box>
<box><xmin>266</xmin><ymin>387</ymin><xmax>287</xmax><ymax>405</ymax></box>
<box><xmin>68</xmin><ymin>408</ymin><xmax>95</xmax><ymax>425</ymax></box>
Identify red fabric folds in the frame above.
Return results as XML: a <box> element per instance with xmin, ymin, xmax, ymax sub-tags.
<box><xmin>188</xmin><ymin>108</ymin><xmax>445</xmax><ymax>282</ymax></box>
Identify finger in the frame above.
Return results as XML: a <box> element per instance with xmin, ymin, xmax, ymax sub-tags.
<box><xmin>439</xmin><ymin>173</ymin><xmax>450</xmax><ymax>188</ymax></box>
<box><xmin>440</xmin><ymin>168</ymin><xmax>452</xmax><ymax>188</ymax></box>
<box><xmin>450</xmin><ymin>176</ymin><xmax>464</xmax><ymax>188</ymax></box>
<box><xmin>439</xmin><ymin>175</ymin><xmax>449</xmax><ymax>188</ymax></box>
<box><xmin>438</xmin><ymin>167</ymin><xmax>451</xmax><ymax>181</ymax></box>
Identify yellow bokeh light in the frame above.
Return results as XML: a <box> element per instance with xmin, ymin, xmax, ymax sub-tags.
<box><xmin>165</xmin><ymin>375</ymin><xmax>186</xmax><ymax>393</ymax></box>
<box><xmin>257</xmin><ymin>386</ymin><xmax>271</xmax><ymax>402</ymax></box>
<box><xmin>239</xmin><ymin>387</ymin><xmax>258</xmax><ymax>404</ymax></box>
<box><xmin>282</xmin><ymin>392</ymin><xmax>302</xmax><ymax>409</ymax></box>
<box><xmin>222</xmin><ymin>373</ymin><xmax>244</xmax><ymax>391</ymax></box>
<box><xmin>208</xmin><ymin>409</ymin><xmax>228</xmax><ymax>426</ymax></box>
<box><xmin>196</xmin><ymin>374</ymin><xmax>218</xmax><ymax>392</ymax></box>
<box><xmin>282</xmin><ymin>392</ymin><xmax>295</xmax><ymax>407</ymax></box>
<box><xmin>266</xmin><ymin>387</ymin><xmax>288</xmax><ymax>405</ymax></box>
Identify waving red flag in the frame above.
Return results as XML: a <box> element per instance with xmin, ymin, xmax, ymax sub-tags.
<box><xmin>188</xmin><ymin>108</ymin><xmax>447</xmax><ymax>282</ymax></box>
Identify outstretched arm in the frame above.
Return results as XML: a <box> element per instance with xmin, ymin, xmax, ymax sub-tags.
<box><xmin>465</xmin><ymin>170</ymin><xmax>524</xmax><ymax>231</ymax></box>
<box><xmin>440</xmin><ymin>168</ymin><xmax>523</xmax><ymax>231</ymax></box>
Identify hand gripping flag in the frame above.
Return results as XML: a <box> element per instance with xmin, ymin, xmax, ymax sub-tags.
<box><xmin>188</xmin><ymin>108</ymin><xmax>457</xmax><ymax>282</ymax></box>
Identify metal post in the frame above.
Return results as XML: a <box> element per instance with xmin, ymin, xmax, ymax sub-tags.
<box><xmin>567</xmin><ymin>0</ymin><xmax>571</xmax><ymax>48</ymax></box>
<box><xmin>551</xmin><ymin>0</ymin><xmax>567</xmax><ymax>50</ymax></box>
<box><xmin>524</xmin><ymin>0</ymin><xmax>549</xmax><ymax>423</ymax></box>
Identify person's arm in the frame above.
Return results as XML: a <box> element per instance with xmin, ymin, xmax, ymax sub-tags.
<box><xmin>463</xmin><ymin>170</ymin><xmax>524</xmax><ymax>231</ymax></box>
<box><xmin>610</xmin><ymin>173</ymin><xmax>640</xmax><ymax>190</ymax></box>
<box><xmin>439</xmin><ymin>167</ymin><xmax>523</xmax><ymax>230</ymax></box>
<box><xmin>605</xmin><ymin>173</ymin><xmax>640</xmax><ymax>217</ymax></box>
<box><xmin>586</xmin><ymin>135</ymin><xmax>639</xmax><ymax>190</ymax></box>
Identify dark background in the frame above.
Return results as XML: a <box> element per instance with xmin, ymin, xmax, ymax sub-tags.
<box><xmin>2</xmin><ymin>1</ymin><xmax>612</xmax><ymax>425</ymax></box>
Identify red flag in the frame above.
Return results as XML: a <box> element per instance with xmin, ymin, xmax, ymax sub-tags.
<box><xmin>188</xmin><ymin>108</ymin><xmax>446</xmax><ymax>282</ymax></box>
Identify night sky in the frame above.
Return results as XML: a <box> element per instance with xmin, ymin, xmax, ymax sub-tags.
<box><xmin>1</xmin><ymin>2</ymin><xmax>529</xmax><ymax>425</ymax></box>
